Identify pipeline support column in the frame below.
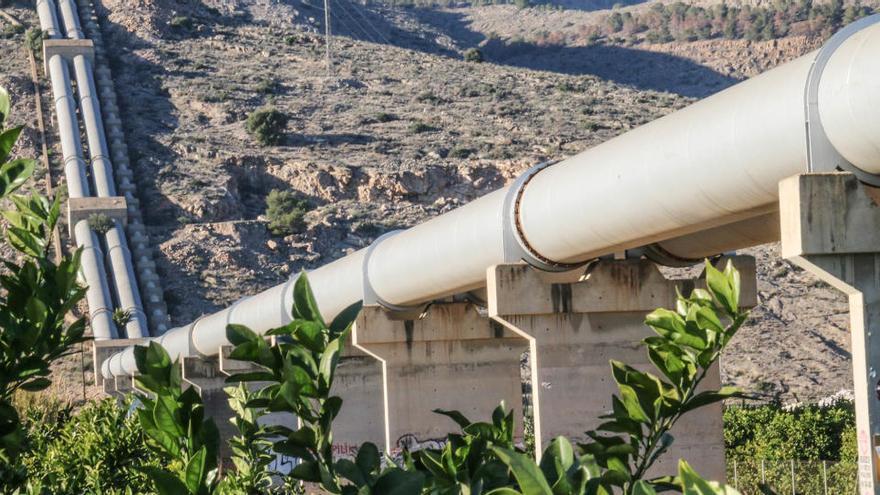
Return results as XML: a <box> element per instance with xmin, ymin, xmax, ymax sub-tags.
<box><xmin>780</xmin><ymin>173</ymin><xmax>880</xmax><ymax>495</ymax></box>
<box><xmin>352</xmin><ymin>303</ymin><xmax>528</xmax><ymax>456</ymax></box>
<box><xmin>487</xmin><ymin>258</ymin><xmax>756</xmax><ymax>480</ymax></box>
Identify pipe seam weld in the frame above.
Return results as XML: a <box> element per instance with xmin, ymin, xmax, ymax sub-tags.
<box><xmin>502</xmin><ymin>161</ymin><xmax>587</xmax><ymax>272</ymax></box>
<box><xmin>804</xmin><ymin>13</ymin><xmax>880</xmax><ymax>185</ymax></box>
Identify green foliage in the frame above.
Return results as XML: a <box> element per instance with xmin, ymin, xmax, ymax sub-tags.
<box><xmin>246</xmin><ymin>107</ymin><xmax>289</xmax><ymax>146</ymax></box>
<box><xmin>576</xmin><ymin>260</ymin><xmax>747</xmax><ymax>494</ymax></box>
<box><xmin>170</xmin><ymin>16</ymin><xmax>193</xmax><ymax>30</ymax></box>
<box><xmin>464</xmin><ymin>48</ymin><xmax>484</xmax><ymax>63</ymax></box>
<box><xmin>216</xmin><ymin>384</ymin><xmax>276</xmax><ymax>494</ymax></box>
<box><xmin>224</xmin><ymin>263</ymin><xmax>747</xmax><ymax>494</ymax></box>
<box><xmin>113</xmin><ymin>307</ymin><xmax>134</xmax><ymax>329</ymax></box>
<box><xmin>87</xmin><ymin>212</ymin><xmax>114</xmax><ymax>234</ymax></box>
<box><xmin>373</xmin><ymin>112</ymin><xmax>397</xmax><ymax>123</ymax></box>
<box><xmin>0</xmin><ymin>86</ymin><xmax>87</xmax><ymax>489</ymax></box>
<box><xmin>19</xmin><ymin>396</ymin><xmax>160</xmax><ymax>494</ymax></box>
<box><xmin>265</xmin><ymin>188</ymin><xmax>311</xmax><ymax>236</ymax></box>
<box><xmin>408</xmin><ymin>121</ymin><xmax>436</xmax><ymax>134</ymax></box>
<box><xmin>225</xmin><ymin>272</ymin><xmax>373</xmax><ymax>493</ymax></box>
<box><xmin>724</xmin><ymin>396</ymin><xmax>855</xmax><ymax>493</ymax></box>
<box><xmin>133</xmin><ymin>342</ymin><xmax>221</xmax><ymax>495</ymax></box>
<box><xmin>24</xmin><ymin>29</ymin><xmax>46</xmax><ymax>57</ymax></box>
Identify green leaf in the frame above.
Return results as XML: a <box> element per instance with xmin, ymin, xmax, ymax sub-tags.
<box><xmin>141</xmin><ymin>467</ymin><xmax>189</xmax><ymax>495</ymax></box>
<box><xmin>371</xmin><ymin>468</ymin><xmax>425</xmax><ymax>495</ymax></box>
<box><xmin>0</xmin><ymin>126</ymin><xmax>22</xmax><ymax>162</ymax></box>
<box><xmin>335</xmin><ymin>458</ymin><xmax>367</xmax><ymax>486</ymax></box>
<box><xmin>705</xmin><ymin>261</ymin><xmax>738</xmax><ymax>316</ymax></box>
<box><xmin>0</xmin><ymin>86</ymin><xmax>9</xmax><ymax>124</ymax></box>
<box><xmin>319</xmin><ymin>335</ymin><xmax>343</xmax><ymax>389</ymax></box>
<box><xmin>491</xmin><ymin>446</ymin><xmax>554</xmax><ymax>495</ymax></box>
<box><xmin>632</xmin><ymin>480</ymin><xmax>658</xmax><ymax>495</ymax></box>
<box><xmin>0</xmin><ymin>158</ymin><xmax>34</xmax><ymax>200</ymax></box>
<box><xmin>329</xmin><ymin>301</ymin><xmax>363</xmax><ymax>335</ymax></box>
<box><xmin>19</xmin><ymin>377</ymin><xmax>51</xmax><ymax>392</ymax></box>
<box><xmin>434</xmin><ymin>408</ymin><xmax>472</xmax><ymax>429</ymax></box>
<box><xmin>184</xmin><ymin>446</ymin><xmax>208</xmax><ymax>494</ymax></box>
<box><xmin>290</xmin><ymin>460</ymin><xmax>322</xmax><ymax>482</ymax></box>
<box><xmin>680</xmin><ymin>387</ymin><xmax>743</xmax><ymax>414</ymax></box>
<box><xmin>679</xmin><ymin>460</ymin><xmax>741</xmax><ymax>494</ymax></box>
<box><xmin>226</xmin><ymin>324</ymin><xmax>260</xmax><ymax>346</ymax></box>
<box><xmin>292</xmin><ymin>271</ymin><xmax>325</xmax><ymax>325</ymax></box>
<box><xmin>356</xmin><ymin>441</ymin><xmax>381</xmax><ymax>475</ymax></box>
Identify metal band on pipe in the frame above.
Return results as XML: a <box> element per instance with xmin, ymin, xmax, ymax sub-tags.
<box><xmin>362</xmin><ymin>231</ymin><xmax>427</xmax><ymax>313</ymax></box>
<box><xmin>502</xmin><ymin>161</ymin><xmax>587</xmax><ymax>272</ymax></box>
<box><xmin>805</xmin><ymin>14</ymin><xmax>880</xmax><ymax>185</ymax></box>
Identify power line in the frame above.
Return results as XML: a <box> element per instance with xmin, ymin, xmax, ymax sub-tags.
<box><xmin>332</xmin><ymin>0</ymin><xmax>379</xmax><ymax>43</ymax></box>
<box><xmin>345</xmin><ymin>0</ymin><xmax>393</xmax><ymax>45</ymax></box>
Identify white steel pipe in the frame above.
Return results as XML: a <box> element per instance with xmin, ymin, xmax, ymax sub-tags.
<box><xmin>36</xmin><ymin>0</ymin><xmax>61</xmax><ymax>38</ymax></box>
<box><xmin>46</xmin><ymin>54</ymin><xmax>89</xmax><ymax>198</ymax></box>
<box><xmin>105</xmin><ymin>224</ymin><xmax>148</xmax><ymax>338</ymax></box>
<box><xmin>103</xmin><ymin>20</ymin><xmax>880</xmax><ymax>378</ymax></box>
<box><xmin>75</xmin><ymin>220</ymin><xmax>118</xmax><ymax>340</ymax></box>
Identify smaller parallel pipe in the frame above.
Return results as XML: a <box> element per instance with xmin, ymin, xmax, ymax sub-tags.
<box><xmin>74</xmin><ymin>220</ymin><xmax>118</xmax><ymax>340</ymax></box>
<box><xmin>36</xmin><ymin>0</ymin><xmax>61</xmax><ymax>37</ymax></box>
<box><xmin>46</xmin><ymin>54</ymin><xmax>89</xmax><ymax>198</ymax></box>
<box><xmin>57</xmin><ymin>0</ymin><xmax>83</xmax><ymax>39</ymax></box>
<box><xmin>72</xmin><ymin>55</ymin><xmax>115</xmax><ymax>196</ymax></box>
<box><xmin>105</xmin><ymin>224</ymin><xmax>148</xmax><ymax>338</ymax></box>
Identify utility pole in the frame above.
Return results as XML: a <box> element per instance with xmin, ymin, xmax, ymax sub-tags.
<box><xmin>324</xmin><ymin>0</ymin><xmax>332</xmax><ymax>75</ymax></box>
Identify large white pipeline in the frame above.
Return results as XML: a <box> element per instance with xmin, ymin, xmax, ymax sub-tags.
<box><xmin>53</xmin><ymin>0</ymin><xmax>150</xmax><ymax>338</ymax></box>
<box><xmin>38</xmin><ymin>0</ymin><xmax>119</xmax><ymax>340</ymax></box>
<box><xmin>103</xmin><ymin>19</ymin><xmax>880</xmax><ymax>378</ymax></box>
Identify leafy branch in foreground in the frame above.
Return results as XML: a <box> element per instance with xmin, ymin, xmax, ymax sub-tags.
<box><xmin>222</xmin><ymin>261</ymin><xmax>749</xmax><ymax>494</ymax></box>
<box><xmin>0</xmin><ymin>86</ymin><xmax>87</xmax><ymax>489</ymax></box>
<box><xmin>577</xmin><ymin>260</ymin><xmax>749</xmax><ymax>494</ymax></box>
<box><xmin>133</xmin><ymin>343</ymin><xmax>220</xmax><ymax>495</ymax></box>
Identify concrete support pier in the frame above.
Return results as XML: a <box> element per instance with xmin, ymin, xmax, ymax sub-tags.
<box><xmin>487</xmin><ymin>257</ymin><xmax>757</xmax><ymax>481</ymax></box>
<box><xmin>780</xmin><ymin>173</ymin><xmax>880</xmax><ymax>495</ymax></box>
<box><xmin>352</xmin><ymin>303</ymin><xmax>528</xmax><ymax>456</ymax></box>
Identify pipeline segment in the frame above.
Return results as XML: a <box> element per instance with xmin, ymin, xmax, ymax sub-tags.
<box><xmin>103</xmin><ymin>18</ymin><xmax>880</xmax><ymax>378</ymax></box>
<box><xmin>53</xmin><ymin>0</ymin><xmax>150</xmax><ymax>338</ymax></box>
<box><xmin>38</xmin><ymin>0</ymin><xmax>123</xmax><ymax>339</ymax></box>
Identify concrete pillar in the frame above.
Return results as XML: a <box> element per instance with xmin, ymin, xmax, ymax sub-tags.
<box><xmin>330</xmin><ymin>337</ymin><xmax>385</xmax><ymax>458</ymax></box>
<box><xmin>487</xmin><ymin>257</ymin><xmax>757</xmax><ymax>481</ymax></box>
<box><xmin>779</xmin><ymin>173</ymin><xmax>880</xmax><ymax>495</ymax></box>
<box><xmin>352</xmin><ymin>303</ymin><xmax>528</xmax><ymax>457</ymax></box>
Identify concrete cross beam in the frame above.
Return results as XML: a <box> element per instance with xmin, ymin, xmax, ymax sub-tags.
<box><xmin>487</xmin><ymin>256</ymin><xmax>757</xmax><ymax>480</ymax></box>
<box><xmin>42</xmin><ymin>38</ymin><xmax>93</xmax><ymax>73</ymax></box>
<box><xmin>92</xmin><ymin>338</ymin><xmax>145</xmax><ymax>388</ymax></box>
<box><xmin>780</xmin><ymin>172</ymin><xmax>880</xmax><ymax>495</ymax></box>
<box><xmin>67</xmin><ymin>196</ymin><xmax>127</xmax><ymax>236</ymax></box>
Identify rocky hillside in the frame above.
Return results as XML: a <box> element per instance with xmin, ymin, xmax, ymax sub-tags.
<box><xmin>1</xmin><ymin>0</ymin><xmax>857</xmax><ymax>403</ymax></box>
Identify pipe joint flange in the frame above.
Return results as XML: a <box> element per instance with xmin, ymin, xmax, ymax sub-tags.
<box><xmin>502</xmin><ymin>161</ymin><xmax>587</xmax><ymax>272</ymax></box>
<box><xmin>805</xmin><ymin>14</ymin><xmax>880</xmax><ymax>185</ymax></box>
<box><xmin>362</xmin><ymin>231</ymin><xmax>427</xmax><ymax>314</ymax></box>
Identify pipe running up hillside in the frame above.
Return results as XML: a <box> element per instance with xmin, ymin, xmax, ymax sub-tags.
<box><xmin>38</xmin><ymin>0</ymin><xmax>118</xmax><ymax>340</ymax></box>
<box><xmin>54</xmin><ymin>0</ymin><xmax>150</xmax><ymax>338</ymax></box>
<box><xmin>103</xmin><ymin>18</ymin><xmax>880</xmax><ymax>378</ymax></box>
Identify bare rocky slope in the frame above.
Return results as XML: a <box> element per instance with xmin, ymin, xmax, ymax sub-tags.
<box><xmin>1</xmin><ymin>0</ymin><xmax>855</xmax><ymax>403</ymax></box>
